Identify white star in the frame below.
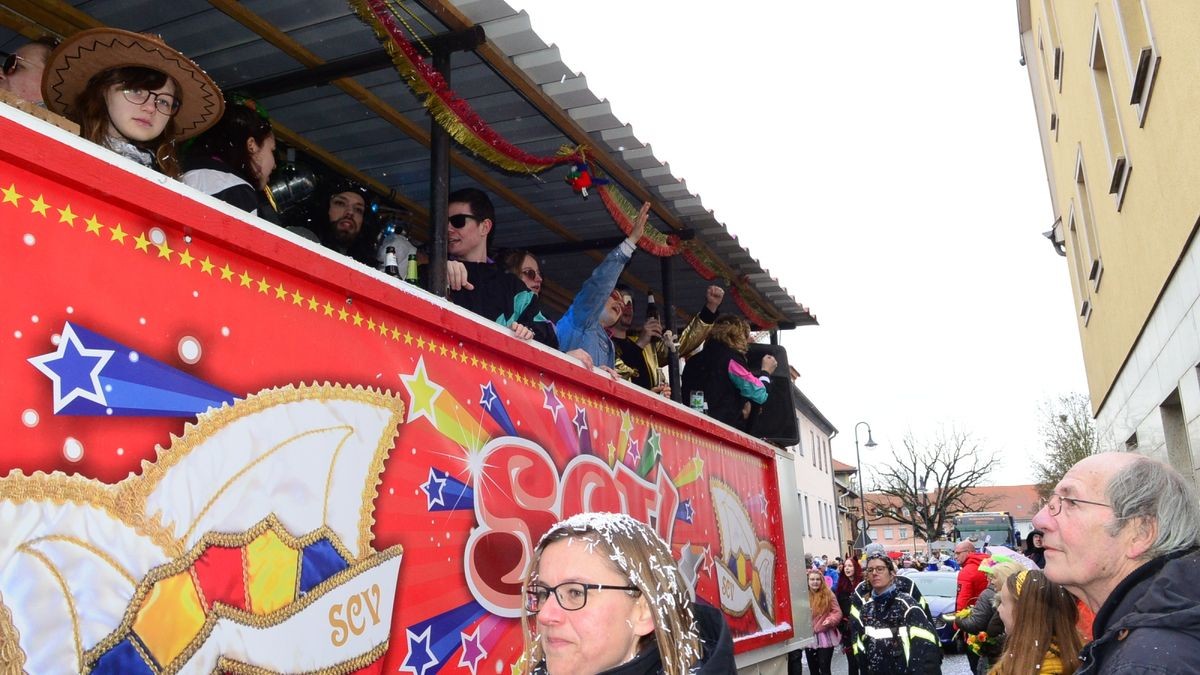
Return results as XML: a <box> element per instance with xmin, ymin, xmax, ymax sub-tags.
<box><xmin>28</xmin><ymin>323</ymin><xmax>114</xmax><ymax>413</ymax></box>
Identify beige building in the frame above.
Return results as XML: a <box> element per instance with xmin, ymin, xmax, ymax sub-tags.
<box><xmin>1017</xmin><ymin>1</ymin><xmax>1200</xmax><ymax>484</ymax></box>
<box><xmin>789</xmin><ymin>384</ymin><xmax>842</xmax><ymax>560</ymax></box>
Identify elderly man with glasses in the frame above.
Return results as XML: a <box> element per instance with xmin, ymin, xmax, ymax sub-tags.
<box><xmin>1032</xmin><ymin>452</ymin><xmax>1200</xmax><ymax>674</ymax></box>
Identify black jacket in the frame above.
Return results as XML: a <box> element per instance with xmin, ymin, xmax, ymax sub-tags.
<box><xmin>533</xmin><ymin>602</ymin><xmax>734</xmax><ymax>674</ymax></box>
<box><xmin>680</xmin><ymin>341</ymin><xmax>765</xmax><ymax>431</ymax></box>
<box><xmin>1077</xmin><ymin>547</ymin><xmax>1200</xmax><ymax>675</ymax></box>
<box><xmin>444</xmin><ymin>261</ymin><xmax>558</xmax><ymax>349</ymax></box>
<box><xmin>851</xmin><ymin>585</ymin><xmax>942</xmax><ymax>675</ymax></box>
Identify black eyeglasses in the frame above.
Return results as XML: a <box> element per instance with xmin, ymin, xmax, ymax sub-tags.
<box><xmin>448</xmin><ymin>213</ymin><xmax>482</xmax><ymax>229</ymax></box>
<box><xmin>121</xmin><ymin>88</ymin><xmax>181</xmax><ymax>116</ymax></box>
<box><xmin>1044</xmin><ymin>493</ymin><xmax>1112</xmax><ymax>517</ymax></box>
<box><xmin>524</xmin><ymin>581</ymin><xmax>641</xmax><ymax>612</ymax></box>
<box><xmin>1</xmin><ymin>51</ymin><xmax>27</xmax><ymax>76</ymax></box>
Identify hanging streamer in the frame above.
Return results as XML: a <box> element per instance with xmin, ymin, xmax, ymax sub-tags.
<box><xmin>350</xmin><ymin>0</ymin><xmax>581</xmax><ymax>174</ymax></box>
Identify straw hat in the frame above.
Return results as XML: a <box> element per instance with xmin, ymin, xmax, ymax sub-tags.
<box><xmin>42</xmin><ymin>27</ymin><xmax>223</xmax><ymax>141</ymax></box>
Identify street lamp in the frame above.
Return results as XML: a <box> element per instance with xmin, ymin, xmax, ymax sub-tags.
<box><xmin>854</xmin><ymin>421</ymin><xmax>877</xmax><ymax>552</ymax></box>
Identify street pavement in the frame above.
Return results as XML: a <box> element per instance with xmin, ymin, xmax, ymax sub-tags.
<box><xmin>819</xmin><ymin>650</ymin><xmax>972</xmax><ymax>675</ymax></box>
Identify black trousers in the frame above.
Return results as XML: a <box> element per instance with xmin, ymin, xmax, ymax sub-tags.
<box><xmin>804</xmin><ymin>647</ymin><xmax>834</xmax><ymax>675</ymax></box>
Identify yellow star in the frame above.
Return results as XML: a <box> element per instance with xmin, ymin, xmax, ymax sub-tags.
<box><xmin>469</xmin><ymin>354</ymin><xmax>479</xmax><ymax>367</ymax></box>
<box><xmin>338</xmin><ymin>307</ymin><xmax>349</xmax><ymax>322</ymax></box>
<box><xmin>427</xmin><ymin>340</ymin><xmax>438</xmax><ymax>353</ymax></box>
<box><xmin>156</xmin><ymin>240</ymin><xmax>174</xmax><ymax>261</ymax></box>
<box><xmin>449</xmin><ymin>348</ymin><xmax>457</xmax><ymax>360</ymax></box>
<box><xmin>404</xmin><ymin>332</ymin><xmax>414</xmax><ymax>345</ymax></box>
<box><xmin>459</xmin><ymin>351</ymin><xmax>469</xmax><ymax>363</ymax></box>
<box><xmin>366</xmin><ymin>317</ymin><xmax>376</xmax><ymax>331</ymax></box>
<box><xmin>291</xmin><ymin>289</ymin><xmax>304</xmax><ymax>305</ymax></box>
<box><xmin>400</xmin><ymin>357</ymin><xmax>443</xmax><ymax>426</ymax></box>
<box><xmin>275</xmin><ymin>283</ymin><xmax>288</xmax><ymax>300</ymax></box>
<box><xmin>307</xmin><ymin>296</ymin><xmax>319</xmax><ymax>311</ymax></box>
<box><xmin>239</xmin><ymin>270</ymin><xmax>253</xmax><ymax>287</ymax></box>
<box><xmin>391</xmin><ymin>326</ymin><xmax>401</xmax><ymax>340</ymax></box>
<box><xmin>2</xmin><ymin>183</ymin><xmax>22</xmax><ymax>206</ymax></box>
<box><xmin>323</xmin><ymin>301</ymin><xmax>335</xmax><ymax>317</ymax></box>
<box><xmin>440</xmin><ymin>344</ymin><xmax>449</xmax><ymax>356</ymax></box>
<box><xmin>200</xmin><ymin>257</ymin><xmax>215</xmax><ymax>274</ymax></box>
<box><xmin>57</xmin><ymin>204</ymin><xmax>77</xmax><ymax>226</ymax></box>
<box><xmin>377</xmin><ymin>320</ymin><xmax>387</xmax><ymax>334</ymax></box>
<box><xmin>29</xmin><ymin>194</ymin><xmax>49</xmax><ymax>217</ymax></box>
<box><xmin>352</xmin><ymin>312</ymin><xmax>364</xmax><ymax>327</ymax></box>
<box><xmin>415</xmin><ymin>336</ymin><xmax>426</xmax><ymax>350</ymax></box>
<box><xmin>109</xmin><ymin>224</ymin><xmax>128</xmax><ymax>244</ymax></box>
<box><xmin>85</xmin><ymin>214</ymin><xmax>103</xmax><ymax>235</ymax></box>
<box><xmin>257</xmin><ymin>277</ymin><xmax>270</xmax><ymax>293</ymax></box>
<box><xmin>220</xmin><ymin>264</ymin><xmax>234</xmax><ymax>281</ymax></box>
<box><xmin>133</xmin><ymin>232</ymin><xmax>151</xmax><ymax>252</ymax></box>
<box><xmin>179</xmin><ymin>249</ymin><xmax>195</xmax><ymax>268</ymax></box>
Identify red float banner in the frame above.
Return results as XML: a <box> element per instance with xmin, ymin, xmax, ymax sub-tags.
<box><xmin>0</xmin><ymin>110</ymin><xmax>793</xmax><ymax>674</ymax></box>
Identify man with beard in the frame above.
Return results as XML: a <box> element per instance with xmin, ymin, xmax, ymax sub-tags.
<box><xmin>318</xmin><ymin>183</ymin><xmax>377</xmax><ymax>267</ymax></box>
<box><xmin>612</xmin><ymin>284</ymin><xmax>724</xmax><ymax>396</ymax></box>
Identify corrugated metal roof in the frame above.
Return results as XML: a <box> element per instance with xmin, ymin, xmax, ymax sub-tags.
<box><xmin>0</xmin><ymin>0</ymin><xmax>816</xmax><ymax>328</ymax></box>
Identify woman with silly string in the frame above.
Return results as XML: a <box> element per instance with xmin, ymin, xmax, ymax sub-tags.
<box><xmin>521</xmin><ymin>512</ymin><xmax>734</xmax><ymax>674</ymax></box>
<box><xmin>41</xmin><ymin>27</ymin><xmax>223</xmax><ymax>176</ymax></box>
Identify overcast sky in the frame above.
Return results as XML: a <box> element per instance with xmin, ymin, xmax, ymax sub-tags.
<box><xmin>507</xmin><ymin>0</ymin><xmax>1089</xmax><ymax>486</ymax></box>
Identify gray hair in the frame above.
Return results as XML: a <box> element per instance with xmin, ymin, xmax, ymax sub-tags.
<box><xmin>1104</xmin><ymin>455</ymin><xmax>1200</xmax><ymax>559</ymax></box>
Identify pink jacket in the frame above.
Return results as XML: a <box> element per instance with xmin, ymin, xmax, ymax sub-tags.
<box><xmin>810</xmin><ymin>602</ymin><xmax>843</xmax><ymax>649</ymax></box>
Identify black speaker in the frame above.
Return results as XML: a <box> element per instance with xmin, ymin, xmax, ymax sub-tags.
<box><xmin>746</xmin><ymin>344</ymin><xmax>799</xmax><ymax>447</ymax></box>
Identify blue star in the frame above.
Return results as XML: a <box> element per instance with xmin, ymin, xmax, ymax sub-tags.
<box><xmin>401</xmin><ymin>625</ymin><xmax>439</xmax><ymax>675</ymax></box>
<box><xmin>572</xmin><ymin>407</ymin><xmax>589</xmax><ymax>436</ymax></box>
<box><xmin>28</xmin><ymin>322</ymin><xmax>114</xmax><ymax>414</ymax></box>
<box><xmin>677</xmin><ymin>499</ymin><xmax>695</xmax><ymax>523</ymax></box>
<box><xmin>479</xmin><ymin>381</ymin><xmax>498</xmax><ymax>412</ymax></box>
<box><xmin>420</xmin><ymin>468</ymin><xmax>448</xmax><ymax>509</ymax></box>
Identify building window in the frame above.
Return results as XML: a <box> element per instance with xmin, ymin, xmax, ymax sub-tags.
<box><xmin>869</xmin><ymin>528</ymin><xmax>878</xmax><ymax>540</ymax></box>
<box><xmin>811</xmin><ymin>431</ymin><xmax>817</xmax><ymax>466</ymax></box>
<box><xmin>884</xmin><ymin>528</ymin><xmax>894</xmax><ymax>540</ymax></box>
<box><xmin>899</xmin><ymin>527</ymin><xmax>908</xmax><ymax>539</ymax></box>
<box><xmin>1040</xmin><ymin>0</ymin><xmax>1064</xmax><ymax>88</ymax></box>
<box><xmin>1112</xmin><ymin>0</ymin><xmax>1159</xmax><ymax>125</ymax></box>
<box><xmin>804</xmin><ymin>495</ymin><xmax>812</xmax><ymax>538</ymax></box>
<box><xmin>1037</xmin><ymin>25</ymin><xmax>1060</xmax><ymax>139</ymax></box>
<box><xmin>1091</xmin><ymin>14</ymin><xmax>1133</xmax><ymax>207</ymax></box>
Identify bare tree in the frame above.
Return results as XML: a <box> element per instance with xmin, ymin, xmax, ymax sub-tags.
<box><xmin>866</xmin><ymin>431</ymin><xmax>999</xmax><ymax>545</ymax></box>
<box><xmin>1034</xmin><ymin>393</ymin><xmax>1098</xmax><ymax>499</ymax></box>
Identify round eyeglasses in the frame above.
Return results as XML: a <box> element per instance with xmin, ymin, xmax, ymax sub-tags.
<box><xmin>121</xmin><ymin>88</ymin><xmax>181</xmax><ymax>116</ymax></box>
<box><xmin>524</xmin><ymin>581</ymin><xmax>641</xmax><ymax>612</ymax></box>
<box><xmin>1044</xmin><ymin>493</ymin><xmax>1112</xmax><ymax>517</ymax></box>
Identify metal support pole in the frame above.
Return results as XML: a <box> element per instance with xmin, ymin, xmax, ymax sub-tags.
<box><xmin>428</xmin><ymin>50</ymin><xmax>452</xmax><ymax>296</ymax></box>
<box><xmin>660</xmin><ymin>255</ymin><xmax>682</xmax><ymax>403</ymax></box>
<box><xmin>854</xmin><ymin>421</ymin><xmax>876</xmax><ymax>552</ymax></box>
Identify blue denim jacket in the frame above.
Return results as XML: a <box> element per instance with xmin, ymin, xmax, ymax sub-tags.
<box><xmin>555</xmin><ymin>239</ymin><xmax>635</xmax><ymax>368</ymax></box>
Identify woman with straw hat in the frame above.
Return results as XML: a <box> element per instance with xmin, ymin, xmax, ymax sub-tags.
<box><xmin>41</xmin><ymin>27</ymin><xmax>223</xmax><ymax>176</ymax></box>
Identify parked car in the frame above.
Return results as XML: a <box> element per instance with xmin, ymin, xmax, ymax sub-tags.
<box><xmin>906</xmin><ymin>571</ymin><xmax>960</xmax><ymax>650</ymax></box>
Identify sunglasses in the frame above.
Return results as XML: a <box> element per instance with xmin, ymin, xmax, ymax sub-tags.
<box><xmin>520</xmin><ymin>268</ymin><xmax>541</xmax><ymax>281</ymax></box>
<box><xmin>448</xmin><ymin>213</ymin><xmax>482</xmax><ymax>229</ymax></box>
<box><xmin>1</xmin><ymin>51</ymin><xmax>27</xmax><ymax>76</ymax></box>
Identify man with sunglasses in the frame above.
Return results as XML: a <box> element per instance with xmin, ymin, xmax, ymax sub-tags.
<box><xmin>442</xmin><ymin>187</ymin><xmax>557</xmax><ymax>347</ymax></box>
<box><xmin>1031</xmin><ymin>453</ymin><xmax>1200</xmax><ymax>674</ymax></box>
<box><xmin>0</xmin><ymin>37</ymin><xmax>57</xmax><ymax>106</ymax></box>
